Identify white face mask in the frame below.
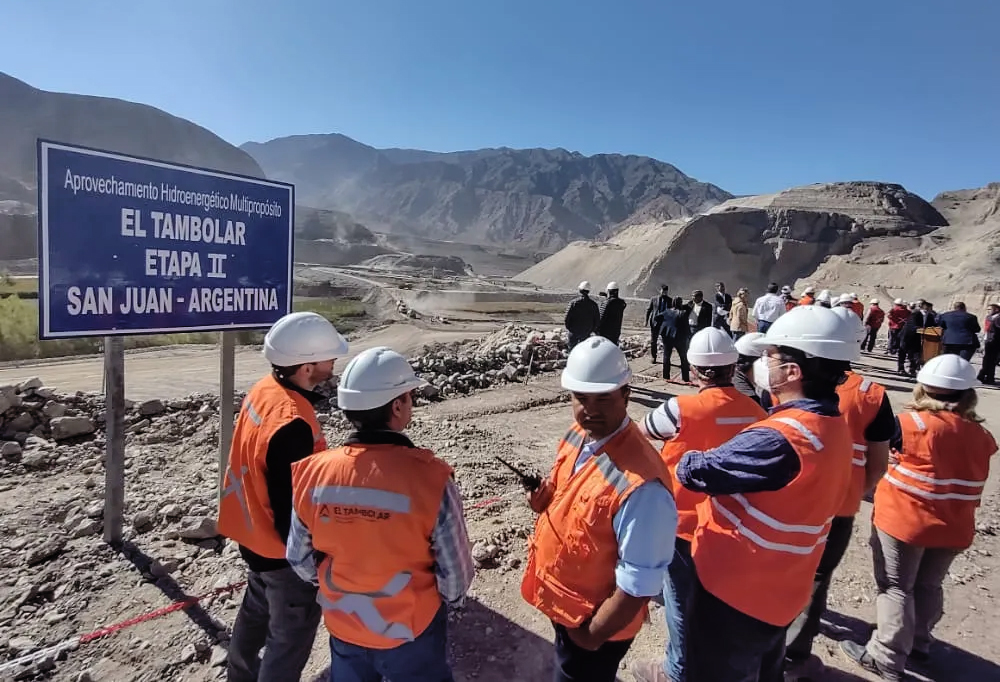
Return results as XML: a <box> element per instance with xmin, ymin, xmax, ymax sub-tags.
<box><xmin>752</xmin><ymin>357</ymin><xmax>772</xmax><ymax>392</ymax></box>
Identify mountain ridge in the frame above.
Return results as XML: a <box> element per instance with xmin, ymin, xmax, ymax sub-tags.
<box><xmin>240</xmin><ymin>133</ymin><xmax>732</xmax><ymax>248</ymax></box>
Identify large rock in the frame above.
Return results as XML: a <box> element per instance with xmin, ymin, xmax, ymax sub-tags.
<box><xmin>50</xmin><ymin>416</ymin><xmax>96</xmax><ymax>440</ymax></box>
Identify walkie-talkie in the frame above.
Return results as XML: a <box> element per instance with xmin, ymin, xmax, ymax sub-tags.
<box><xmin>494</xmin><ymin>456</ymin><xmax>542</xmax><ymax>492</ymax></box>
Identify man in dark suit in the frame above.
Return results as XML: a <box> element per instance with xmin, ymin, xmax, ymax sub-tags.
<box><xmin>713</xmin><ymin>282</ymin><xmax>733</xmax><ymax>335</ymax></box>
<box><xmin>645</xmin><ymin>284</ymin><xmax>671</xmax><ymax>362</ymax></box>
<box><xmin>597</xmin><ymin>282</ymin><xmax>628</xmax><ymax>345</ymax></box>
<box><xmin>939</xmin><ymin>301</ymin><xmax>981</xmax><ymax>361</ymax></box>
<box><xmin>687</xmin><ymin>290</ymin><xmax>713</xmax><ymax>334</ymax></box>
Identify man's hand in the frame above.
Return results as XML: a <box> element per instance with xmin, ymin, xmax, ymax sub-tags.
<box><xmin>527</xmin><ymin>479</ymin><xmax>554</xmax><ymax>513</ymax></box>
<box><xmin>565</xmin><ymin>620</ymin><xmax>601</xmax><ymax>651</ymax></box>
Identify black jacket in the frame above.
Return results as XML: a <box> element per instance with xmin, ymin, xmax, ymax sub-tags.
<box><xmin>597</xmin><ymin>296</ymin><xmax>627</xmax><ymax>343</ymax></box>
<box><xmin>688</xmin><ymin>300</ymin><xmax>714</xmax><ymax>332</ymax></box>
<box><xmin>714</xmin><ymin>291</ymin><xmax>733</xmax><ymax>321</ymax></box>
<box><xmin>240</xmin><ymin>373</ymin><xmax>325</xmax><ymax>573</ymax></box>
<box><xmin>565</xmin><ymin>294</ymin><xmax>601</xmax><ymax>337</ymax></box>
<box><xmin>646</xmin><ymin>294</ymin><xmax>673</xmax><ymax>328</ymax></box>
<box><xmin>939</xmin><ymin>310</ymin><xmax>981</xmax><ymax>347</ymax></box>
<box><xmin>903</xmin><ymin>310</ymin><xmax>938</xmax><ymax>351</ymax></box>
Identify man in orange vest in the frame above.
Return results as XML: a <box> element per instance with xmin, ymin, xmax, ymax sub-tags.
<box><xmin>521</xmin><ymin>337</ymin><xmax>677</xmax><ymax>682</ymax></box>
<box><xmin>671</xmin><ymin>306</ymin><xmax>857</xmax><ymax>681</ymax></box>
<box><xmin>784</xmin><ymin>308</ymin><xmax>894</xmax><ymax>678</ymax></box>
<box><xmin>798</xmin><ymin>286</ymin><xmax>816</xmax><ymax>307</ymax></box>
<box><xmin>631</xmin><ymin>327</ymin><xmax>767</xmax><ymax>682</ymax></box>
<box><xmin>217</xmin><ymin>311</ymin><xmax>349</xmax><ymax>682</ymax></box>
<box><xmin>287</xmin><ymin>346</ymin><xmax>474</xmax><ymax>681</ymax></box>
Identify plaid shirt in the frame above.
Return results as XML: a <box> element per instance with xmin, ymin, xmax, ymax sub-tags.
<box><xmin>287</xmin><ymin>478</ymin><xmax>474</xmax><ymax>606</ymax></box>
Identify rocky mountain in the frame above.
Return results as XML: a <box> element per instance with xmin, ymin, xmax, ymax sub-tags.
<box><xmin>518</xmin><ymin>182</ymin><xmax>948</xmax><ymax>298</ymax></box>
<box><xmin>0</xmin><ymin>71</ymin><xmax>265</xmax><ymax>260</ymax></box>
<box><xmin>240</xmin><ymin>134</ymin><xmax>732</xmax><ymax>249</ymax></box>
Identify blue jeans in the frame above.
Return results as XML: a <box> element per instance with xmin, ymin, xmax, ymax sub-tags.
<box><xmin>662</xmin><ymin>538</ymin><xmax>694</xmax><ymax>682</ymax></box>
<box><xmin>329</xmin><ymin>603</ymin><xmax>454</xmax><ymax>682</ymax></box>
<box><xmin>757</xmin><ymin>320</ymin><xmax>773</xmax><ymax>334</ymax></box>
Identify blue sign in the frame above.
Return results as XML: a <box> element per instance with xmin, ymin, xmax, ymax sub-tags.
<box><xmin>37</xmin><ymin>140</ymin><xmax>294</xmax><ymax>338</ymax></box>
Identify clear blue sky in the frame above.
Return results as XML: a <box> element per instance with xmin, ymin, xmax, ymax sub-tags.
<box><xmin>3</xmin><ymin>0</ymin><xmax>997</xmax><ymax>198</ymax></box>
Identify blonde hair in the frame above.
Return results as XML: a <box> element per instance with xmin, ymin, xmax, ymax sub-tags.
<box><xmin>906</xmin><ymin>385</ymin><xmax>984</xmax><ymax>423</ymax></box>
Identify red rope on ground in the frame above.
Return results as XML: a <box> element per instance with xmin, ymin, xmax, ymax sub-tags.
<box><xmin>78</xmin><ymin>581</ymin><xmax>247</xmax><ymax>643</ymax></box>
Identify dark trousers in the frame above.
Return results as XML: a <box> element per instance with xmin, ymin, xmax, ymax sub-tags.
<box><xmin>758</xmin><ymin>320</ymin><xmax>773</xmax><ymax>334</ymax></box>
<box><xmin>862</xmin><ymin>327</ymin><xmax>879</xmax><ymax>353</ymax></box>
<box><xmin>888</xmin><ymin>327</ymin><xmax>903</xmax><ymax>355</ymax></box>
<box><xmin>662</xmin><ymin>334</ymin><xmax>690</xmax><ymax>382</ymax></box>
<box><xmin>714</xmin><ymin>317</ymin><xmax>732</xmax><ymax>335</ymax></box>
<box><xmin>568</xmin><ymin>332</ymin><xmax>588</xmax><ymax>351</ymax></box>
<box><xmin>330</xmin><ymin>603</ymin><xmax>453</xmax><ymax>682</ymax></box>
<box><xmin>553</xmin><ymin>623</ymin><xmax>633</xmax><ymax>682</ymax></box>
<box><xmin>897</xmin><ymin>346</ymin><xmax>920</xmax><ymax>375</ymax></box>
<box><xmin>650</xmin><ymin>325</ymin><xmax>662</xmax><ymax>360</ymax></box>
<box><xmin>686</xmin><ymin>575</ymin><xmax>785</xmax><ymax>682</ymax></box>
<box><xmin>943</xmin><ymin>344</ymin><xmax>976</xmax><ymax>361</ymax></box>
<box><xmin>979</xmin><ymin>341</ymin><xmax>999</xmax><ymax>383</ymax></box>
<box><xmin>228</xmin><ymin>567</ymin><xmax>322</xmax><ymax>682</ymax></box>
<box><xmin>785</xmin><ymin>515</ymin><xmax>856</xmax><ymax>660</ymax></box>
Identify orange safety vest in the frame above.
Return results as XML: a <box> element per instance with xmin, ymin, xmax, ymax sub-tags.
<box><xmin>521</xmin><ymin>420</ymin><xmax>670</xmax><ymax>641</ymax></box>
<box><xmin>291</xmin><ymin>441</ymin><xmax>453</xmax><ymax>649</ymax></box>
<box><xmin>660</xmin><ymin>388</ymin><xmax>767</xmax><ymax>541</ymax></box>
<box><xmin>692</xmin><ymin>408</ymin><xmax>853</xmax><ymax>626</ymax></box>
<box><xmin>217</xmin><ymin>374</ymin><xmax>326</xmax><ymax>559</ymax></box>
<box><xmin>874</xmin><ymin>411</ymin><xmax>996</xmax><ymax>549</ymax></box>
<box><xmin>798</xmin><ymin>295</ymin><xmax>814</xmax><ymax>306</ymax></box>
<box><xmin>836</xmin><ymin>372</ymin><xmax>887</xmax><ymax>516</ymax></box>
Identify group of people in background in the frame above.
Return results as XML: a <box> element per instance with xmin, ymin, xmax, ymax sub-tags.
<box><xmin>218</xmin><ymin>293</ymin><xmax>997</xmax><ymax>682</ymax></box>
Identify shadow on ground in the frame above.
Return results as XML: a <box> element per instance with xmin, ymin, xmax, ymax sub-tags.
<box><xmin>630</xmin><ymin>385</ymin><xmax>675</xmax><ymax>410</ymax></box>
<box><xmin>822</xmin><ymin>611</ymin><xmax>1000</xmax><ymax>682</ymax></box>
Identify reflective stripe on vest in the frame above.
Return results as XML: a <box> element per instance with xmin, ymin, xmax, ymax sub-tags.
<box><xmin>883</xmin><ymin>464</ymin><xmax>985</xmax><ymax>501</ymax></box>
<box><xmin>851</xmin><ymin>443</ymin><xmax>867</xmax><ymax>467</ymax></box>
<box><xmin>710</xmin><ymin>493</ymin><xmax>831</xmax><ymax>556</ymax></box>
<box><xmin>773</xmin><ymin>417</ymin><xmax>824</xmax><ymax>450</ymax></box>
<box><xmin>318</xmin><ymin>560</ymin><xmax>416</xmax><ymax>642</ymax></box>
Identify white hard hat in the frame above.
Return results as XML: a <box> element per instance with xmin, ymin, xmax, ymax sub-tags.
<box><xmin>917</xmin><ymin>354</ymin><xmax>978</xmax><ymax>392</ymax></box>
<box><xmin>735</xmin><ymin>332</ymin><xmax>765</xmax><ymax>358</ymax></box>
<box><xmin>687</xmin><ymin>327</ymin><xmax>739</xmax><ymax>366</ymax></box>
<box><xmin>752</xmin><ymin>306</ymin><xmax>861</xmax><ymax>361</ymax></box>
<box><xmin>781</xmin><ymin>285</ymin><xmax>792</xmax><ymax>294</ymax></box>
<box><xmin>561</xmin><ymin>336</ymin><xmax>631</xmax><ymax>393</ymax></box>
<box><xmin>836</xmin><ymin>293</ymin><xmax>851</xmax><ymax>305</ymax></box>
<box><xmin>263</xmin><ymin>312</ymin><xmax>349</xmax><ymax>367</ymax></box>
<box><xmin>607</xmin><ymin>281</ymin><xmax>619</xmax><ymax>291</ymax></box>
<box><xmin>579</xmin><ymin>281</ymin><xmax>591</xmax><ymax>291</ymax></box>
<box><xmin>817</xmin><ymin>290</ymin><xmax>832</xmax><ymax>303</ymax></box>
<box><xmin>894</xmin><ymin>298</ymin><xmax>904</xmax><ymax>305</ymax></box>
<box><xmin>850</xmin><ymin>293</ymin><xmax>859</xmax><ymax>301</ymax></box>
<box><xmin>804</xmin><ymin>286</ymin><xmax>816</xmax><ymax>294</ymax></box>
<box><xmin>831</xmin><ymin>305</ymin><xmax>866</xmax><ymax>343</ymax></box>
<box><xmin>337</xmin><ymin>346</ymin><xmax>427</xmax><ymax>411</ymax></box>
<box><xmin>870</xmin><ymin>299</ymin><xmax>879</xmax><ymax>305</ymax></box>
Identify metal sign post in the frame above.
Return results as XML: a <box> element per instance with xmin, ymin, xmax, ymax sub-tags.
<box><xmin>103</xmin><ymin>336</ymin><xmax>126</xmax><ymax>544</ymax></box>
<box><xmin>36</xmin><ymin>139</ymin><xmax>294</xmax><ymax>545</ymax></box>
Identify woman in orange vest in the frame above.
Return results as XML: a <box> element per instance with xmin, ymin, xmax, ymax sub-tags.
<box><xmin>672</xmin><ymin>306</ymin><xmax>858</xmax><ymax>682</ymax></box>
<box><xmin>521</xmin><ymin>337</ymin><xmax>677</xmax><ymax>682</ymax></box>
<box><xmin>287</xmin><ymin>346</ymin><xmax>474</xmax><ymax>681</ymax></box>
<box><xmin>630</xmin><ymin>328</ymin><xmax>767</xmax><ymax>682</ymax></box>
<box><xmin>841</xmin><ymin>354</ymin><xmax>997</xmax><ymax>681</ymax></box>
<box><xmin>218</xmin><ymin>311</ymin><xmax>349</xmax><ymax>682</ymax></box>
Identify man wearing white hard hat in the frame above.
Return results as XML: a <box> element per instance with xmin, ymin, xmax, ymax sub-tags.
<box><xmin>521</xmin><ymin>337</ymin><xmax>676</xmax><ymax>681</ymax></box>
<box><xmin>733</xmin><ymin>331</ymin><xmax>766</xmax><ymax>404</ymax></box>
<box><xmin>862</xmin><ymin>299</ymin><xmax>885</xmax><ymax>353</ymax></box>
<box><xmin>672</xmin><ymin>306</ymin><xmax>856</xmax><ymax>681</ymax></box>
<box><xmin>631</xmin><ymin>328</ymin><xmax>766</xmax><ymax>682</ymax></box>
<box><xmin>815</xmin><ymin>289</ymin><xmax>833</xmax><ymax>308</ymax></box>
<box><xmin>798</xmin><ymin>286</ymin><xmax>816</xmax><ymax>306</ymax></box>
<box><xmin>887</xmin><ymin>299</ymin><xmax>909</xmax><ymax>356</ymax></box>
<box><xmin>288</xmin><ymin>346</ymin><xmax>473</xmax><ymax>681</ymax></box>
<box><xmin>597</xmin><ymin>281</ymin><xmax>628</xmax><ymax>346</ymax></box>
<box><xmin>841</xmin><ymin>354</ymin><xmax>997</xmax><ymax>680</ymax></box>
<box><xmin>565</xmin><ymin>280</ymin><xmax>601</xmax><ymax>350</ymax></box>
<box><xmin>219</xmin><ymin>311</ymin><xmax>349</xmax><ymax>682</ymax></box>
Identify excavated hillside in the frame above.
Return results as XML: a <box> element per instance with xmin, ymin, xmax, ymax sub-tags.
<box><xmin>517</xmin><ymin>182</ymin><xmax>946</xmax><ymax>297</ymax></box>
<box><xmin>800</xmin><ymin>183</ymin><xmax>1000</xmax><ymax>308</ymax></box>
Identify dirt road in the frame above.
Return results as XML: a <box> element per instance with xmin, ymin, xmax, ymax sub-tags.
<box><xmin>0</xmin><ymin>321</ymin><xmax>497</xmax><ymax>400</ymax></box>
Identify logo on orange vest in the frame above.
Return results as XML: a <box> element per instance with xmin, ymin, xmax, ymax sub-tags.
<box><xmin>317</xmin><ymin>504</ymin><xmax>392</xmax><ymax>522</ymax></box>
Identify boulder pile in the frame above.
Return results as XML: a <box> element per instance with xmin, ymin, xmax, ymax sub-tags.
<box><xmin>408</xmin><ymin>324</ymin><xmax>646</xmax><ymax>398</ymax></box>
